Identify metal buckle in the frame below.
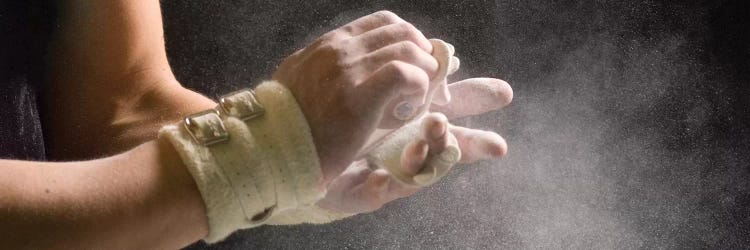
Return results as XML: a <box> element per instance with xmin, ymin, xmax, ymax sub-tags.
<box><xmin>219</xmin><ymin>89</ymin><xmax>265</xmax><ymax>120</ymax></box>
<box><xmin>183</xmin><ymin>109</ymin><xmax>229</xmax><ymax>146</ymax></box>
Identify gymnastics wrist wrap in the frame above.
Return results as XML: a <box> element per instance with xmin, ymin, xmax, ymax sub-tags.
<box><xmin>159</xmin><ymin>81</ymin><xmax>325</xmax><ymax>243</ymax></box>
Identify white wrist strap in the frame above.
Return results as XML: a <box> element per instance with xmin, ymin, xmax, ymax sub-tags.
<box><xmin>159</xmin><ymin>81</ymin><xmax>324</xmax><ymax>243</ymax></box>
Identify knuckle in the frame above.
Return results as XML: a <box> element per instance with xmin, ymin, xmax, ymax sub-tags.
<box><xmin>309</xmin><ymin>43</ymin><xmax>349</xmax><ymax>66</ymax></box>
<box><xmin>397</xmin><ymin>41</ymin><xmax>421</xmax><ymax>56</ymax></box>
<box><xmin>382</xmin><ymin>61</ymin><xmax>428</xmax><ymax>93</ymax></box>
<box><xmin>374</xmin><ymin>10</ymin><xmax>400</xmax><ymax>24</ymax></box>
<box><xmin>393</xmin><ymin>22</ymin><xmax>412</xmax><ymax>34</ymax></box>
<box><xmin>340</xmin><ymin>24</ymin><xmax>355</xmax><ymax>34</ymax></box>
<box><xmin>402</xmin><ymin>72</ymin><xmax>429</xmax><ymax>93</ymax></box>
<box><xmin>386</xmin><ymin>61</ymin><xmax>411</xmax><ymax>79</ymax></box>
<box><xmin>320</xmin><ymin>30</ymin><xmax>346</xmax><ymax>43</ymax></box>
<box><xmin>407</xmin><ymin>65</ymin><xmax>430</xmax><ymax>84</ymax></box>
<box><xmin>315</xmin><ymin>43</ymin><xmax>338</xmax><ymax>56</ymax></box>
<box><xmin>395</xmin><ymin>22</ymin><xmax>419</xmax><ymax>38</ymax></box>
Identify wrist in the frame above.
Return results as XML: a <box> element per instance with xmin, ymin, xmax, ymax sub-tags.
<box><xmin>160</xmin><ymin>80</ymin><xmax>326</xmax><ymax>243</ymax></box>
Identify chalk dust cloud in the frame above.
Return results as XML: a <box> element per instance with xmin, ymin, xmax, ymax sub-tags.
<box><xmin>165</xmin><ymin>1</ymin><xmax>750</xmax><ymax>249</ymax></box>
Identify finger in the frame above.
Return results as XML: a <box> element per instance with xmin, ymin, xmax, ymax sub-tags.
<box><xmin>431</xmin><ymin>78</ymin><xmax>513</xmax><ymax>119</ymax></box>
<box><xmin>421</xmin><ymin>113</ymin><xmax>449</xmax><ymax>154</ymax></box>
<box><xmin>364</xmin><ymin>169</ymin><xmax>390</xmax><ymax>193</ymax></box>
<box><xmin>400</xmin><ymin>139</ymin><xmax>429</xmax><ymax>175</ymax></box>
<box><xmin>449</xmin><ymin>126</ymin><xmax>508</xmax><ymax>163</ymax></box>
<box><xmin>339</xmin><ymin>10</ymin><xmax>405</xmax><ymax>36</ymax></box>
<box><xmin>360</xmin><ymin>41</ymin><xmax>439</xmax><ymax>78</ymax></box>
<box><xmin>358</xmin><ymin>61</ymin><xmax>430</xmax><ymax>126</ymax></box>
<box><xmin>355</xmin><ymin>169</ymin><xmax>422</xmax><ymax>212</ymax></box>
<box><xmin>332</xmin><ymin>160</ymin><xmax>373</xmax><ymax>188</ymax></box>
<box><xmin>354</xmin><ymin>22</ymin><xmax>432</xmax><ymax>53</ymax></box>
<box><xmin>320</xmin><ymin>161</ymin><xmax>372</xmax><ymax>204</ymax></box>
<box><xmin>354</xmin><ymin>169</ymin><xmax>390</xmax><ymax>211</ymax></box>
<box><xmin>383</xmin><ymin>178</ymin><xmax>420</xmax><ymax>201</ymax></box>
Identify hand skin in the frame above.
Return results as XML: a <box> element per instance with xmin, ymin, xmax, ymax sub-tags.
<box><xmin>0</xmin><ymin>0</ymin><xmax>508</xmax><ymax>247</ymax></box>
<box><xmin>318</xmin><ymin>78</ymin><xmax>513</xmax><ymax>214</ymax></box>
<box><xmin>273</xmin><ymin>11</ymin><xmax>442</xmax><ymax>184</ymax></box>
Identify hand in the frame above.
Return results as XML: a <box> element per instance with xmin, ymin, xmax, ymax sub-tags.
<box><xmin>272</xmin><ymin>11</ymin><xmax>442</xmax><ymax>185</ymax></box>
<box><xmin>317</xmin><ymin>78</ymin><xmax>513</xmax><ymax>213</ymax></box>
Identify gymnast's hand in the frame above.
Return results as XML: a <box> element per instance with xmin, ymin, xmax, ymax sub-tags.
<box><xmin>317</xmin><ymin>78</ymin><xmax>513</xmax><ymax>213</ymax></box>
<box><xmin>272</xmin><ymin>11</ymin><xmax>442</xmax><ymax>185</ymax></box>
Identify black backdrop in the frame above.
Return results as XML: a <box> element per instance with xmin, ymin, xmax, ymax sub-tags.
<box><xmin>162</xmin><ymin>1</ymin><xmax>750</xmax><ymax>249</ymax></box>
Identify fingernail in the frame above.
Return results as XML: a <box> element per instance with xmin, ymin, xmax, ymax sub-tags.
<box><xmin>430</xmin><ymin>121</ymin><xmax>446</xmax><ymax>139</ymax></box>
<box><xmin>422</xmin><ymin>113</ymin><xmax>448</xmax><ymax>139</ymax></box>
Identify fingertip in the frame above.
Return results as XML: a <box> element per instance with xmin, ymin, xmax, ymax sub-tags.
<box><xmin>478</xmin><ymin>131</ymin><xmax>507</xmax><ymax>159</ymax></box>
<box><xmin>469</xmin><ymin>78</ymin><xmax>513</xmax><ymax>109</ymax></box>
<box><xmin>452</xmin><ymin>126</ymin><xmax>509</xmax><ymax>163</ymax></box>
<box><xmin>421</xmin><ymin>113</ymin><xmax>448</xmax><ymax>140</ymax></box>
<box><xmin>437</xmin><ymin>78</ymin><xmax>514</xmax><ymax>120</ymax></box>
<box><xmin>490</xmin><ymin>135</ymin><xmax>508</xmax><ymax>158</ymax></box>
<box><xmin>492</xmin><ymin>78</ymin><xmax>513</xmax><ymax>107</ymax></box>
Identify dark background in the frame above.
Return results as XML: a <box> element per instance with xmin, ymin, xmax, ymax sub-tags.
<box><xmin>159</xmin><ymin>0</ymin><xmax>750</xmax><ymax>249</ymax></box>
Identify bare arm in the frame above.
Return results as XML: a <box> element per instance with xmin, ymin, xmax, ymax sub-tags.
<box><xmin>44</xmin><ymin>0</ymin><xmax>211</xmax><ymax>159</ymax></box>
<box><xmin>0</xmin><ymin>139</ymin><xmax>209</xmax><ymax>249</ymax></box>
<box><xmin>31</xmin><ymin>0</ymin><xmax>512</xmax><ymax>245</ymax></box>
<box><xmin>0</xmin><ymin>1</ymin><xmax>211</xmax><ymax>247</ymax></box>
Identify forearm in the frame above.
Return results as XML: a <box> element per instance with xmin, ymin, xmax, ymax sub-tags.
<box><xmin>52</xmin><ymin>0</ymin><xmax>170</xmax><ymax>83</ymax></box>
<box><xmin>0</xmin><ymin>139</ymin><xmax>208</xmax><ymax>249</ymax></box>
<box><xmin>44</xmin><ymin>0</ymin><xmax>200</xmax><ymax>159</ymax></box>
